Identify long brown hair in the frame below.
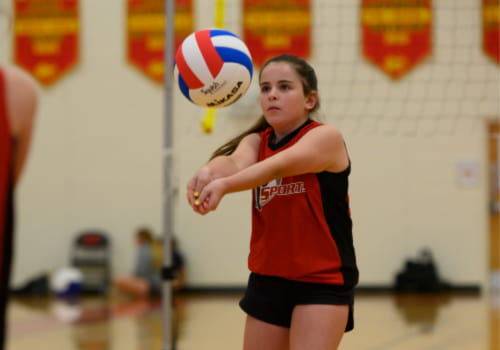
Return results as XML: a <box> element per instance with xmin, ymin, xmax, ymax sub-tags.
<box><xmin>210</xmin><ymin>54</ymin><xmax>320</xmax><ymax>159</ymax></box>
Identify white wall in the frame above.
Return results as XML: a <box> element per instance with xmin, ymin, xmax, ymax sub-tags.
<box><xmin>1</xmin><ymin>0</ymin><xmax>496</xmax><ymax>289</ymax></box>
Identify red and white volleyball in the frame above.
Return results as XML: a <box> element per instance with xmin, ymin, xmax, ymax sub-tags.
<box><xmin>174</xmin><ymin>29</ymin><xmax>253</xmax><ymax>108</ymax></box>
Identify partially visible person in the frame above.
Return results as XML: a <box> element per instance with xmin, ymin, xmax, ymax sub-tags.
<box><xmin>114</xmin><ymin>228</ymin><xmax>162</xmax><ymax>298</ymax></box>
<box><xmin>0</xmin><ymin>65</ymin><xmax>38</xmax><ymax>350</ymax></box>
<box><xmin>114</xmin><ymin>227</ymin><xmax>185</xmax><ymax>299</ymax></box>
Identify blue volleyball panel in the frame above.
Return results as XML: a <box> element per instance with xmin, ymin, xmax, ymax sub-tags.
<box><xmin>215</xmin><ymin>47</ymin><xmax>253</xmax><ymax>78</ymax></box>
<box><xmin>178</xmin><ymin>75</ymin><xmax>193</xmax><ymax>102</ymax></box>
<box><xmin>209</xmin><ymin>29</ymin><xmax>239</xmax><ymax>39</ymax></box>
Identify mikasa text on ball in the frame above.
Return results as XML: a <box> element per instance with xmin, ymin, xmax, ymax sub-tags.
<box><xmin>174</xmin><ymin>29</ymin><xmax>253</xmax><ymax>108</ymax></box>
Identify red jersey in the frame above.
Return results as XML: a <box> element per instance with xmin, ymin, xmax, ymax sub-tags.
<box><xmin>0</xmin><ymin>68</ymin><xmax>14</xmax><ymax>350</ymax></box>
<box><xmin>249</xmin><ymin>120</ymin><xmax>358</xmax><ymax>287</ymax></box>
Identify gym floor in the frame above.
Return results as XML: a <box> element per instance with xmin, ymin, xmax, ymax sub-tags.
<box><xmin>6</xmin><ymin>290</ymin><xmax>499</xmax><ymax>350</ymax></box>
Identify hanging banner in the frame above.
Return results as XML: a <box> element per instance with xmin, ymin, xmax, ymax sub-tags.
<box><xmin>361</xmin><ymin>0</ymin><xmax>432</xmax><ymax>79</ymax></box>
<box><xmin>243</xmin><ymin>0</ymin><xmax>311</xmax><ymax>67</ymax></box>
<box><xmin>127</xmin><ymin>0</ymin><xmax>193</xmax><ymax>84</ymax></box>
<box><xmin>483</xmin><ymin>0</ymin><xmax>500</xmax><ymax>64</ymax></box>
<box><xmin>13</xmin><ymin>0</ymin><xmax>79</xmax><ymax>86</ymax></box>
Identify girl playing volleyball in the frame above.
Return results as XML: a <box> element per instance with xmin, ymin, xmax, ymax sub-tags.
<box><xmin>187</xmin><ymin>54</ymin><xmax>358</xmax><ymax>350</ymax></box>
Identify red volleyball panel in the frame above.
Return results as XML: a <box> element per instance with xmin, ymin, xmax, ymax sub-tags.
<box><xmin>176</xmin><ymin>50</ymin><xmax>204</xmax><ymax>89</ymax></box>
<box><xmin>195</xmin><ymin>30</ymin><xmax>224</xmax><ymax>78</ymax></box>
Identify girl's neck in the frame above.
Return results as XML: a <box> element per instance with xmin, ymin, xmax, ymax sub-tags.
<box><xmin>272</xmin><ymin>117</ymin><xmax>310</xmax><ymax>143</ymax></box>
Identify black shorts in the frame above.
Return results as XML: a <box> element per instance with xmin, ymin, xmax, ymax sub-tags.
<box><xmin>239</xmin><ymin>273</ymin><xmax>355</xmax><ymax>332</ymax></box>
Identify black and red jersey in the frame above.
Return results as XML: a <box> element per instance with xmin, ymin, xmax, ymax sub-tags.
<box><xmin>249</xmin><ymin>119</ymin><xmax>358</xmax><ymax>287</ymax></box>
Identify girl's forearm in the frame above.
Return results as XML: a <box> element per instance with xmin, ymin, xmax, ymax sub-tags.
<box><xmin>203</xmin><ymin>155</ymin><xmax>241</xmax><ymax>179</ymax></box>
<box><xmin>220</xmin><ymin>157</ymin><xmax>282</xmax><ymax>195</ymax></box>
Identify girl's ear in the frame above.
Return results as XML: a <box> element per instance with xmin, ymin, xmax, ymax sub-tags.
<box><xmin>305</xmin><ymin>91</ymin><xmax>318</xmax><ymax>111</ymax></box>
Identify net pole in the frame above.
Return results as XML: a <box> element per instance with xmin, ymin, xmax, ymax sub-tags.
<box><xmin>162</xmin><ymin>0</ymin><xmax>175</xmax><ymax>349</ymax></box>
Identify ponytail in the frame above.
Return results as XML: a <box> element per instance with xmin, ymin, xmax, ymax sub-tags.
<box><xmin>210</xmin><ymin>116</ymin><xmax>269</xmax><ymax>159</ymax></box>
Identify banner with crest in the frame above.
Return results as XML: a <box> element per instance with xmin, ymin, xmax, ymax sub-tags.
<box><xmin>242</xmin><ymin>0</ymin><xmax>311</xmax><ymax>67</ymax></box>
<box><xmin>13</xmin><ymin>0</ymin><xmax>79</xmax><ymax>86</ymax></box>
<box><xmin>361</xmin><ymin>0</ymin><xmax>432</xmax><ymax>79</ymax></box>
<box><xmin>127</xmin><ymin>0</ymin><xmax>193</xmax><ymax>83</ymax></box>
<box><xmin>483</xmin><ymin>0</ymin><xmax>500</xmax><ymax>64</ymax></box>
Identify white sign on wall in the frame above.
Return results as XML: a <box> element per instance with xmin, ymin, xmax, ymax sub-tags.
<box><xmin>456</xmin><ymin>160</ymin><xmax>479</xmax><ymax>187</ymax></box>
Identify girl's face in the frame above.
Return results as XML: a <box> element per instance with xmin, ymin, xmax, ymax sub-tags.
<box><xmin>259</xmin><ymin>61</ymin><xmax>317</xmax><ymax>136</ymax></box>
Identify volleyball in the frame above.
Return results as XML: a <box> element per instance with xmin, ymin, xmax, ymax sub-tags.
<box><xmin>174</xmin><ymin>28</ymin><xmax>253</xmax><ymax>108</ymax></box>
<box><xmin>50</xmin><ymin>267</ymin><xmax>83</xmax><ymax>298</ymax></box>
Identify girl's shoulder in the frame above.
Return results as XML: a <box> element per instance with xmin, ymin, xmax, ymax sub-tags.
<box><xmin>309</xmin><ymin>121</ymin><xmax>342</xmax><ymax>135</ymax></box>
<box><xmin>299</xmin><ymin>123</ymin><xmax>345</xmax><ymax>151</ymax></box>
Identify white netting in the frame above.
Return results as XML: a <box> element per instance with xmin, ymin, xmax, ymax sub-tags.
<box><xmin>316</xmin><ymin>1</ymin><xmax>498</xmax><ymax>136</ymax></box>
<box><xmin>221</xmin><ymin>0</ymin><xmax>499</xmax><ymax>136</ymax></box>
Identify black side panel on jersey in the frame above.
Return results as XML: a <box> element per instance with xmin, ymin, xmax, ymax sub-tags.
<box><xmin>317</xmin><ymin>169</ymin><xmax>358</xmax><ymax>288</ymax></box>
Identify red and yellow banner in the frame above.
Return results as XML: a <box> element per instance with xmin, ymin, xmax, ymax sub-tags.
<box><xmin>483</xmin><ymin>0</ymin><xmax>500</xmax><ymax>64</ymax></box>
<box><xmin>243</xmin><ymin>0</ymin><xmax>311</xmax><ymax>67</ymax></box>
<box><xmin>13</xmin><ymin>0</ymin><xmax>79</xmax><ymax>86</ymax></box>
<box><xmin>127</xmin><ymin>0</ymin><xmax>193</xmax><ymax>84</ymax></box>
<box><xmin>361</xmin><ymin>0</ymin><xmax>432</xmax><ymax>79</ymax></box>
